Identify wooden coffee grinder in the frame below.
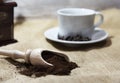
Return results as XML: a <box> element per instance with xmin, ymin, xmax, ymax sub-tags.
<box><xmin>0</xmin><ymin>0</ymin><xmax>17</xmax><ymax>42</ymax></box>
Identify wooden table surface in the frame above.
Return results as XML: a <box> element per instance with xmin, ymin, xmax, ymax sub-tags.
<box><xmin>0</xmin><ymin>8</ymin><xmax>120</xmax><ymax>83</ymax></box>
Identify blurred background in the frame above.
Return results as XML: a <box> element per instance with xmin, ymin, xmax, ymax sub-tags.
<box><xmin>14</xmin><ymin>0</ymin><xmax>120</xmax><ymax>18</ymax></box>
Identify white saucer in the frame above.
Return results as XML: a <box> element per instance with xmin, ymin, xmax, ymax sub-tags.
<box><xmin>44</xmin><ymin>27</ymin><xmax>108</xmax><ymax>46</ymax></box>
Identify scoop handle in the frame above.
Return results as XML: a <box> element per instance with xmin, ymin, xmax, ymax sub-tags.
<box><xmin>0</xmin><ymin>49</ymin><xmax>25</xmax><ymax>59</ymax></box>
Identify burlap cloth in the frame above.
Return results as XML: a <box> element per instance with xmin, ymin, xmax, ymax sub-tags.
<box><xmin>0</xmin><ymin>8</ymin><xmax>120</xmax><ymax>83</ymax></box>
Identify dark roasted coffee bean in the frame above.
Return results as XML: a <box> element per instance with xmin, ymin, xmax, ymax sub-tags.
<box><xmin>58</xmin><ymin>35</ymin><xmax>64</xmax><ymax>40</ymax></box>
<box><xmin>65</xmin><ymin>36</ymin><xmax>72</xmax><ymax>41</ymax></box>
<box><xmin>58</xmin><ymin>34</ymin><xmax>91</xmax><ymax>41</ymax></box>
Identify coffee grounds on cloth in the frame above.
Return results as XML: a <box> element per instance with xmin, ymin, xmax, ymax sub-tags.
<box><xmin>16</xmin><ymin>53</ymin><xmax>78</xmax><ymax>77</ymax></box>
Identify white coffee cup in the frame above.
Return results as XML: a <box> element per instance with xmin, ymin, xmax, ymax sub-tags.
<box><xmin>57</xmin><ymin>8</ymin><xmax>104</xmax><ymax>40</ymax></box>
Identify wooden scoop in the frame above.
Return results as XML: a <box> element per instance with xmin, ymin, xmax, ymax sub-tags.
<box><xmin>0</xmin><ymin>48</ymin><xmax>69</xmax><ymax>67</ymax></box>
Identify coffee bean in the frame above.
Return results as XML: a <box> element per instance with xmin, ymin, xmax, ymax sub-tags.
<box><xmin>58</xmin><ymin>35</ymin><xmax>91</xmax><ymax>41</ymax></box>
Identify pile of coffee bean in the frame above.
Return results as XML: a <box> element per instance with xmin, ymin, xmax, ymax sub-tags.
<box><xmin>58</xmin><ymin>34</ymin><xmax>91</xmax><ymax>41</ymax></box>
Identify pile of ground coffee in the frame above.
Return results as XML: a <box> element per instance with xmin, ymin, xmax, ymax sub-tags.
<box><xmin>16</xmin><ymin>53</ymin><xmax>78</xmax><ymax>77</ymax></box>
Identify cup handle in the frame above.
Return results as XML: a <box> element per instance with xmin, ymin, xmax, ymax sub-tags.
<box><xmin>94</xmin><ymin>12</ymin><xmax>104</xmax><ymax>28</ymax></box>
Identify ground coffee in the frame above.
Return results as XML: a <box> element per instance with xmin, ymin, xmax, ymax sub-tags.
<box><xmin>16</xmin><ymin>53</ymin><xmax>78</xmax><ymax>77</ymax></box>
